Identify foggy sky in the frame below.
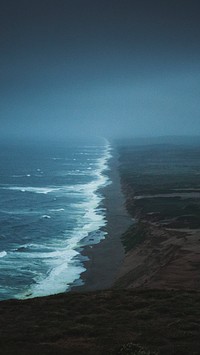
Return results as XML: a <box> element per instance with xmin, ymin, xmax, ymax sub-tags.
<box><xmin>1</xmin><ymin>0</ymin><xmax>200</xmax><ymax>140</ymax></box>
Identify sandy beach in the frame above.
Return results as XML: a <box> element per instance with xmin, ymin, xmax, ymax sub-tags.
<box><xmin>71</xmin><ymin>146</ymin><xmax>132</xmax><ymax>291</ymax></box>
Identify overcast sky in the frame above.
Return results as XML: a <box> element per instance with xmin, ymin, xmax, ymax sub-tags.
<box><xmin>1</xmin><ymin>0</ymin><xmax>200</xmax><ymax>140</ymax></box>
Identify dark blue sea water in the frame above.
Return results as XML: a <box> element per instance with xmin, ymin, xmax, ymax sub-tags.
<box><xmin>0</xmin><ymin>138</ymin><xmax>111</xmax><ymax>300</ymax></box>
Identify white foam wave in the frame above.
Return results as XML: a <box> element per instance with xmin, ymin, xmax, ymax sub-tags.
<box><xmin>41</xmin><ymin>215</ymin><xmax>51</xmax><ymax>219</ymax></box>
<box><xmin>17</xmin><ymin>140</ymin><xmax>112</xmax><ymax>299</ymax></box>
<box><xmin>4</xmin><ymin>186</ymin><xmax>58</xmax><ymax>194</ymax></box>
<box><xmin>14</xmin><ymin>243</ymin><xmax>54</xmax><ymax>252</ymax></box>
<box><xmin>17</xmin><ymin>240</ymin><xmax>84</xmax><ymax>298</ymax></box>
<box><xmin>64</xmin><ymin>170</ymin><xmax>92</xmax><ymax>176</ymax></box>
<box><xmin>0</xmin><ymin>251</ymin><xmax>7</xmax><ymax>258</ymax></box>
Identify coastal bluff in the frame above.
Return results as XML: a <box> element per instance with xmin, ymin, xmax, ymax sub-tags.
<box><xmin>115</xmin><ymin>141</ymin><xmax>200</xmax><ymax>292</ymax></box>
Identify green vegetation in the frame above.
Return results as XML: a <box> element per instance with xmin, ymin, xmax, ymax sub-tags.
<box><xmin>118</xmin><ymin>343</ymin><xmax>159</xmax><ymax>354</ymax></box>
<box><xmin>122</xmin><ymin>222</ymin><xmax>148</xmax><ymax>252</ymax></box>
<box><xmin>118</xmin><ymin>143</ymin><xmax>200</xmax><ymax>229</ymax></box>
<box><xmin>133</xmin><ymin>197</ymin><xmax>200</xmax><ymax>226</ymax></box>
<box><xmin>119</xmin><ymin>144</ymin><xmax>200</xmax><ymax>197</ymax></box>
<box><xmin>1</xmin><ymin>289</ymin><xmax>200</xmax><ymax>354</ymax></box>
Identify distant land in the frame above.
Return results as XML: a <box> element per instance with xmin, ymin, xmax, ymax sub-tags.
<box><xmin>1</xmin><ymin>137</ymin><xmax>200</xmax><ymax>355</ymax></box>
<box><xmin>115</xmin><ymin>138</ymin><xmax>200</xmax><ymax>290</ymax></box>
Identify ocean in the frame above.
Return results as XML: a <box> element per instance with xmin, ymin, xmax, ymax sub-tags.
<box><xmin>0</xmin><ymin>138</ymin><xmax>112</xmax><ymax>300</ymax></box>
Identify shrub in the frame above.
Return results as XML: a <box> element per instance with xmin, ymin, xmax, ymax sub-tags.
<box><xmin>118</xmin><ymin>343</ymin><xmax>158</xmax><ymax>355</ymax></box>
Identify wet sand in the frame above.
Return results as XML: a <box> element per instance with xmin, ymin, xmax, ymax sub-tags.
<box><xmin>71</xmin><ymin>147</ymin><xmax>132</xmax><ymax>291</ymax></box>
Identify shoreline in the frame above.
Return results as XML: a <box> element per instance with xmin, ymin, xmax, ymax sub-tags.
<box><xmin>71</xmin><ymin>145</ymin><xmax>132</xmax><ymax>292</ymax></box>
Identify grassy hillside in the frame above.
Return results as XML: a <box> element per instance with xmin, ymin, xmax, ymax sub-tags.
<box><xmin>1</xmin><ymin>289</ymin><xmax>200</xmax><ymax>354</ymax></box>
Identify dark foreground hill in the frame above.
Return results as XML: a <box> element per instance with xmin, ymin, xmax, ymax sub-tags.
<box><xmin>0</xmin><ymin>289</ymin><xmax>200</xmax><ymax>355</ymax></box>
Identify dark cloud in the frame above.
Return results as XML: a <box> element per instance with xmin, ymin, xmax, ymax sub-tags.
<box><xmin>1</xmin><ymin>0</ymin><xmax>200</xmax><ymax>140</ymax></box>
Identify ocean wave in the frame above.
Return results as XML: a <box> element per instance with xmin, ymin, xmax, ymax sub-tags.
<box><xmin>3</xmin><ymin>186</ymin><xmax>58</xmax><ymax>194</ymax></box>
<box><xmin>0</xmin><ymin>251</ymin><xmax>7</xmax><ymax>258</ymax></box>
<box><xmin>25</xmin><ymin>142</ymin><xmax>112</xmax><ymax>298</ymax></box>
<box><xmin>14</xmin><ymin>243</ymin><xmax>55</xmax><ymax>253</ymax></box>
<box><xmin>16</xmin><ymin>246</ymin><xmax>83</xmax><ymax>298</ymax></box>
<box><xmin>63</xmin><ymin>170</ymin><xmax>92</xmax><ymax>176</ymax></box>
<box><xmin>11</xmin><ymin>175</ymin><xmax>27</xmax><ymax>178</ymax></box>
<box><xmin>41</xmin><ymin>215</ymin><xmax>51</xmax><ymax>219</ymax></box>
<box><xmin>2</xmin><ymin>140</ymin><xmax>112</xmax><ymax>300</ymax></box>
<box><xmin>0</xmin><ymin>209</ymin><xmax>39</xmax><ymax>215</ymax></box>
